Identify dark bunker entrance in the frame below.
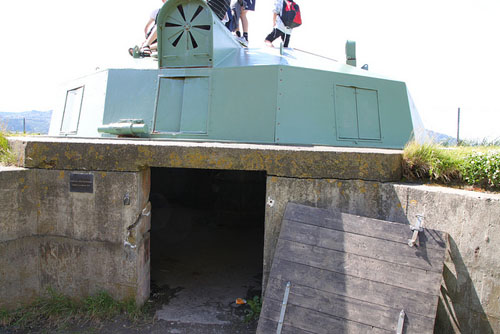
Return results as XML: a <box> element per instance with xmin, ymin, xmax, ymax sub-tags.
<box><xmin>149</xmin><ymin>167</ymin><xmax>266</xmax><ymax>325</ymax></box>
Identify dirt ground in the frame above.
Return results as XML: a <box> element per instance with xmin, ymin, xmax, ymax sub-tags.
<box><xmin>0</xmin><ymin>281</ymin><xmax>259</xmax><ymax>334</ymax></box>
<box><xmin>0</xmin><ymin>317</ymin><xmax>258</xmax><ymax>334</ymax></box>
<box><xmin>0</xmin><ymin>294</ymin><xmax>259</xmax><ymax>334</ymax></box>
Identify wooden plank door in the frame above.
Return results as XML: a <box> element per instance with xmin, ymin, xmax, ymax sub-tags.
<box><xmin>257</xmin><ymin>202</ymin><xmax>447</xmax><ymax>334</ymax></box>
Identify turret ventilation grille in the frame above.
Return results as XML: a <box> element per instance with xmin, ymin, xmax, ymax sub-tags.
<box><xmin>164</xmin><ymin>4</ymin><xmax>211</xmax><ymax>49</ymax></box>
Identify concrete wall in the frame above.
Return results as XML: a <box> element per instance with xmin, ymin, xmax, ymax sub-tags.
<box><xmin>1</xmin><ymin>161</ymin><xmax>499</xmax><ymax>333</ymax></box>
<box><xmin>0</xmin><ymin>167</ymin><xmax>151</xmax><ymax>309</ymax></box>
<box><xmin>265</xmin><ymin>177</ymin><xmax>500</xmax><ymax>333</ymax></box>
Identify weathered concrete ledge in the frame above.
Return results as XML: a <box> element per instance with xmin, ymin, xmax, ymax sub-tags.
<box><xmin>8</xmin><ymin>137</ymin><xmax>402</xmax><ymax>181</ymax></box>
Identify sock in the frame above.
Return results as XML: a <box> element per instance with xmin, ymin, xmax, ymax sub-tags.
<box><xmin>236</xmin><ymin>31</ymin><xmax>241</xmax><ymax>37</ymax></box>
<box><xmin>243</xmin><ymin>32</ymin><xmax>248</xmax><ymax>41</ymax></box>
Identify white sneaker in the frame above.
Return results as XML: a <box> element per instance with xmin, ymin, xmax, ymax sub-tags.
<box><xmin>236</xmin><ymin>36</ymin><xmax>248</xmax><ymax>47</ymax></box>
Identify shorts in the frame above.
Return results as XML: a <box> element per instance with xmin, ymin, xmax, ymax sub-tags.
<box><xmin>265</xmin><ymin>28</ymin><xmax>290</xmax><ymax>47</ymax></box>
<box><xmin>244</xmin><ymin>0</ymin><xmax>255</xmax><ymax>11</ymax></box>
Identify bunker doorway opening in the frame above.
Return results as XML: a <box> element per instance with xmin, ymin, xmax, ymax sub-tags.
<box><xmin>149</xmin><ymin>167</ymin><xmax>266</xmax><ymax>324</ymax></box>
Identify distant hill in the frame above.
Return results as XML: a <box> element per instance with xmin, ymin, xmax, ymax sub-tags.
<box><xmin>425</xmin><ymin>130</ymin><xmax>457</xmax><ymax>146</ymax></box>
<box><xmin>0</xmin><ymin>110</ymin><xmax>52</xmax><ymax>134</ymax></box>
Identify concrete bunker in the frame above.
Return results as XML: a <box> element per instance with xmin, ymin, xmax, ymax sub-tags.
<box><xmin>148</xmin><ymin>167</ymin><xmax>266</xmax><ymax>323</ymax></box>
<box><xmin>4</xmin><ymin>138</ymin><xmax>500</xmax><ymax>331</ymax></box>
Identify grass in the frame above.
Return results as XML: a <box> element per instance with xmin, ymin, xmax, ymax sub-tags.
<box><xmin>0</xmin><ymin>288</ymin><xmax>148</xmax><ymax>331</ymax></box>
<box><xmin>0</xmin><ymin>129</ymin><xmax>16</xmax><ymax>166</ymax></box>
<box><xmin>460</xmin><ymin>137</ymin><xmax>500</xmax><ymax>147</ymax></box>
<box><xmin>403</xmin><ymin>141</ymin><xmax>500</xmax><ymax>190</ymax></box>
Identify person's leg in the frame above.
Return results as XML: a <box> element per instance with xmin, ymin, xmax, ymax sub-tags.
<box><xmin>234</xmin><ymin>15</ymin><xmax>241</xmax><ymax>37</ymax></box>
<box><xmin>240</xmin><ymin>9</ymin><xmax>248</xmax><ymax>41</ymax></box>
<box><xmin>142</xmin><ymin>26</ymin><xmax>157</xmax><ymax>48</ymax></box>
<box><xmin>242</xmin><ymin>0</ymin><xmax>255</xmax><ymax>41</ymax></box>
<box><xmin>138</xmin><ymin>26</ymin><xmax>157</xmax><ymax>55</ymax></box>
<box><xmin>265</xmin><ymin>28</ymin><xmax>284</xmax><ymax>47</ymax></box>
<box><xmin>283</xmin><ymin>34</ymin><xmax>291</xmax><ymax>48</ymax></box>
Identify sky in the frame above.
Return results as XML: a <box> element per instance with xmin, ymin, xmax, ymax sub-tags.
<box><xmin>0</xmin><ymin>0</ymin><xmax>499</xmax><ymax>140</ymax></box>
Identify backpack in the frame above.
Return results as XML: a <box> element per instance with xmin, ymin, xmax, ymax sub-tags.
<box><xmin>280</xmin><ymin>0</ymin><xmax>302</xmax><ymax>29</ymax></box>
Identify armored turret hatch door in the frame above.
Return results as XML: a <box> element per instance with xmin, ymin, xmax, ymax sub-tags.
<box><xmin>153</xmin><ymin>75</ymin><xmax>210</xmax><ymax>134</ymax></box>
<box><xmin>335</xmin><ymin>85</ymin><xmax>382</xmax><ymax>141</ymax></box>
<box><xmin>258</xmin><ymin>203</ymin><xmax>447</xmax><ymax>334</ymax></box>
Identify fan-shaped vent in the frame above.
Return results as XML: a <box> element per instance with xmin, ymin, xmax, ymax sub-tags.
<box><xmin>164</xmin><ymin>4</ymin><xmax>212</xmax><ymax>49</ymax></box>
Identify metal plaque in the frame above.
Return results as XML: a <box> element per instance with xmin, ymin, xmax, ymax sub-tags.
<box><xmin>69</xmin><ymin>173</ymin><xmax>94</xmax><ymax>193</ymax></box>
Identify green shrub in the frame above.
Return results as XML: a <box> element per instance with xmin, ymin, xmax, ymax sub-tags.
<box><xmin>244</xmin><ymin>295</ymin><xmax>262</xmax><ymax>322</ymax></box>
<box><xmin>403</xmin><ymin>141</ymin><xmax>500</xmax><ymax>190</ymax></box>
<box><xmin>462</xmin><ymin>151</ymin><xmax>500</xmax><ymax>188</ymax></box>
